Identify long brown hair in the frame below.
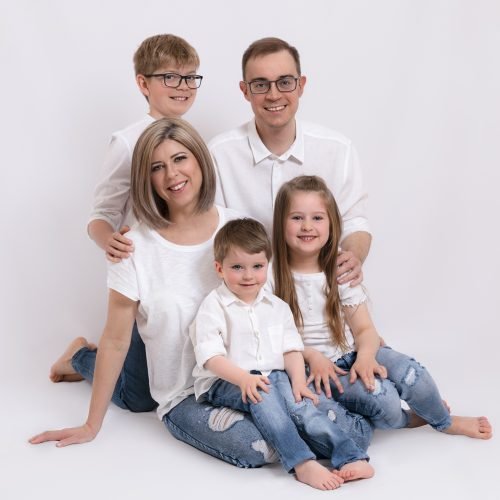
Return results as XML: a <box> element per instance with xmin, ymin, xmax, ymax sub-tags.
<box><xmin>272</xmin><ymin>176</ymin><xmax>349</xmax><ymax>351</ymax></box>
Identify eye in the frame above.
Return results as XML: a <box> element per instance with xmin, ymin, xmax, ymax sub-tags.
<box><xmin>278</xmin><ymin>77</ymin><xmax>293</xmax><ymax>87</ymax></box>
<box><xmin>164</xmin><ymin>73</ymin><xmax>178</xmax><ymax>82</ymax></box>
<box><xmin>313</xmin><ymin>215</ymin><xmax>324</xmax><ymax>221</ymax></box>
<box><xmin>252</xmin><ymin>80</ymin><xmax>268</xmax><ymax>89</ymax></box>
<box><xmin>253</xmin><ymin>264</ymin><xmax>264</xmax><ymax>270</ymax></box>
<box><xmin>290</xmin><ymin>215</ymin><xmax>302</xmax><ymax>221</ymax></box>
<box><xmin>231</xmin><ymin>264</ymin><xmax>243</xmax><ymax>270</ymax></box>
<box><xmin>151</xmin><ymin>162</ymin><xmax>164</xmax><ymax>172</ymax></box>
<box><xmin>173</xmin><ymin>154</ymin><xmax>187</xmax><ymax>163</ymax></box>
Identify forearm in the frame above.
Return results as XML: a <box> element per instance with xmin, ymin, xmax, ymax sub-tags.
<box><xmin>205</xmin><ymin>355</ymin><xmax>250</xmax><ymax>386</ymax></box>
<box><xmin>354</xmin><ymin>328</ymin><xmax>381</xmax><ymax>360</ymax></box>
<box><xmin>88</xmin><ymin>219</ymin><xmax>114</xmax><ymax>251</ymax></box>
<box><xmin>340</xmin><ymin>231</ymin><xmax>372</xmax><ymax>263</ymax></box>
<box><xmin>284</xmin><ymin>351</ymin><xmax>307</xmax><ymax>385</ymax></box>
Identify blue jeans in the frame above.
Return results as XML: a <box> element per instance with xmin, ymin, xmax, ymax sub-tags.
<box><xmin>332</xmin><ymin>346</ymin><xmax>452</xmax><ymax>431</ymax></box>
<box><xmin>206</xmin><ymin>370</ymin><xmax>370</xmax><ymax>471</ymax></box>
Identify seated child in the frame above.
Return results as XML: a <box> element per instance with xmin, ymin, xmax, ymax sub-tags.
<box><xmin>190</xmin><ymin>218</ymin><xmax>374</xmax><ymax>491</ymax></box>
<box><xmin>271</xmin><ymin>175</ymin><xmax>492</xmax><ymax>440</ymax></box>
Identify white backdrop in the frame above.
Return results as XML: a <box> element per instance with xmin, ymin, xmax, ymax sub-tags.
<box><xmin>2</xmin><ymin>1</ymin><xmax>499</xmax><ymax>499</ymax></box>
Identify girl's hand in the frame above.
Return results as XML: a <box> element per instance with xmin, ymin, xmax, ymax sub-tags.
<box><xmin>291</xmin><ymin>382</ymin><xmax>319</xmax><ymax>405</ymax></box>
<box><xmin>239</xmin><ymin>373</ymin><xmax>270</xmax><ymax>404</ymax></box>
<box><xmin>306</xmin><ymin>350</ymin><xmax>347</xmax><ymax>398</ymax></box>
<box><xmin>349</xmin><ymin>356</ymin><xmax>387</xmax><ymax>391</ymax></box>
<box><xmin>29</xmin><ymin>423</ymin><xmax>98</xmax><ymax>448</ymax></box>
<box><xmin>105</xmin><ymin>226</ymin><xmax>134</xmax><ymax>263</ymax></box>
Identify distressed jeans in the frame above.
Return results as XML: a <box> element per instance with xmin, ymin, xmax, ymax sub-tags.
<box><xmin>71</xmin><ymin>327</ymin><xmax>372</xmax><ymax>468</ymax></box>
<box><xmin>332</xmin><ymin>346</ymin><xmax>452</xmax><ymax>431</ymax></box>
<box><xmin>205</xmin><ymin>370</ymin><xmax>370</xmax><ymax>471</ymax></box>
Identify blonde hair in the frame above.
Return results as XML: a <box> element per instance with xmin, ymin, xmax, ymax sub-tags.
<box><xmin>131</xmin><ymin>117</ymin><xmax>215</xmax><ymax>229</ymax></box>
<box><xmin>272</xmin><ymin>176</ymin><xmax>349</xmax><ymax>351</ymax></box>
<box><xmin>133</xmin><ymin>34</ymin><xmax>200</xmax><ymax>76</ymax></box>
<box><xmin>242</xmin><ymin>37</ymin><xmax>301</xmax><ymax>79</ymax></box>
<box><xmin>214</xmin><ymin>218</ymin><xmax>272</xmax><ymax>263</ymax></box>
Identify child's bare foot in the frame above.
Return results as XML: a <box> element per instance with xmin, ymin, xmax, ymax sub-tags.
<box><xmin>407</xmin><ymin>400</ymin><xmax>451</xmax><ymax>428</ymax></box>
<box><xmin>443</xmin><ymin>416</ymin><xmax>492</xmax><ymax>440</ymax></box>
<box><xmin>338</xmin><ymin>460</ymin><xmax>374</xmax><ymax>482</ymax></box>
<box><xmin>295</xmin><ymin>460</ymin><xmax>344</xmax><ymax>490</ymax></box>
<box><xmin>49</xmin><ymin>337</ymin><xmax>96</xmax><ymax>383</ymax></box>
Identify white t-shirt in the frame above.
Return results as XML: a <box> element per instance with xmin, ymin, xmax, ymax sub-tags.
<box><xmin>190</xmin><ymin>282</ymin><xmax>304</xmax><ymax>399</ymax></box>
<box><xmin>293</xmin><ymin>271</ymin><xmax>367</xmax><ymax>362</ymax></box>
<box><xmin>107</xmin><ymin>205</ymin><xmax>241</xmax><ymax>419</ymax></box>
<box><xmin>209</xmin><ymin>118</ymin><xmax>369</xmax><ymax>237</ymax></box>
<box><xmin>89</xmin><ymin>115</ymin><xmax>155</xmax><ymax>230</ymax></box>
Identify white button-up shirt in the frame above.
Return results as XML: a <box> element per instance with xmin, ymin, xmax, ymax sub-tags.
<box><xmin>209</xmin><ymin>119</ymin><xmax>369</xmax><ymax>237</ymax></box>
<box><xmin>190</xmin><ymin>282</ymin><xmax>304</xmax><ymax>399</ymax></box>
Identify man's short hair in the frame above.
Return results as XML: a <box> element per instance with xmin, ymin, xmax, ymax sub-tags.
<box><xmin>214</xmin><ymin>218</ymin><xmax>272</xmax><ymax>263</ymax></box>
<box><xmin>133</xmin><ymin>34</ymin><xmax>200</xmax><ymax>76</ymax></box>
<box><xmin>242</xmin><ymin>37</ymin><xmax>301</xmax><ymax>79</ymax></box>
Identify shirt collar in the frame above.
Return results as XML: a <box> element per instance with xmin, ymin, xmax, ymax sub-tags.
<box><xmin>217</xmin><ymin>281</ymin><xmax>274</xmax><ymax>307</ymax></box>
<box><xmin>247</xmin><ymin>119</ymin><xmax>304</xmax><ymax>165</ymax></box>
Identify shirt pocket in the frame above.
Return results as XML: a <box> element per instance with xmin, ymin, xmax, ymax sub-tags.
<box><xmin>267</xmin><ymin>325</ymin><xmax>284</xmax><ymax>354</ymax></box>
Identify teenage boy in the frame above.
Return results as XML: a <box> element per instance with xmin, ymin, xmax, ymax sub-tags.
<box><xmin>209</xmin><ymin>37</ymin><xmax>370</xmax><ymax>287</ymax></box>
<box><xmin>88</xmin><ymin>34</ymin><xmax>202</xmax><ymax>262</ymax></box>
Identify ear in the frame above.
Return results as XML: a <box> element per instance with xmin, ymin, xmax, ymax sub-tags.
<box><xmin>214</xmin><ymin>261</ymin><xmax>224</xmax><ymax>279</ymax></box>
<box><xmin>239</xmin><ymin>81</ymin><xmax>251</xmax><ymax>102</ymax></box>
<box><xmin>297</xmin><ymin>75</ymin><xmax>307</xmax><ymax>97</ymax></box>
<box><xmin>136</xmin><ymin>74</ymin><xmax>150</xmax><ymax>97</ymax></box>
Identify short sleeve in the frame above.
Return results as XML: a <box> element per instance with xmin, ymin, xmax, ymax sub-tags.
<box><xmin>339</xmin><ymin>283</ymin><xmax>367</xmax><ymax>307</ymax></box>
<box><xmin>107</xmin><ymin>256</ymin><xmax>139</xmax><ymax>301</ymax></box>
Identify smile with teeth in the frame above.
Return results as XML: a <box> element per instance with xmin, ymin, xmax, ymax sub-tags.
<box><xmin>168</xmin><ymin>180</ymin><xmax>187</xmax><ymax>191</ymax></box>
<box><xmin>171</xmin><ymin>96</ymin><xmax>188</xmax><ymax>101</ymax></box>
<box><xmin>266</xmin><ymin>105</ymin><xmax>286</xmax><ymax>112</ymax></box>
<box><xmin>298</xmin><ymin>235</ymin><xmax>316</xmax><ymax>241</ymax></box>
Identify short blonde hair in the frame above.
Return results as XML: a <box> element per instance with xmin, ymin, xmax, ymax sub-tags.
<box><xmin>133</xmin><ymin>34</ymin><xmax>200</xmax><ymax>75</ymax></box>
<box><xmin>214</xmin><ymin>218</ymin><xmax>272</xmax><ymax>263</ymax></box>
<box><xmin>131</xmin><ymin>118</ymin><xmax>216</xmax><ymax>229</ymax></box>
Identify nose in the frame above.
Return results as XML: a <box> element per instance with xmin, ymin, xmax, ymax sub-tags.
<box><xmin>242</xmin><ymin>268</ymin><xmax>253</xmax><ymax>280</ymax></box>
<box><xmin>301</xmin><ymin>218</ymin><xmax>312</xmax><ymax>231</ymax></box>
<box><xmin>177</xmin><ymin>76</ymin><xmax>190</xmax><ymax>90</ymax></box>
<box><xmin>165</xmin><ymin>162</ymin><xmax>179</xmax><ymax>178</ymax></box>
<box><xmin>266</xmin><ymin>81</ymin><xmax>281</xmax><ymax>100</ymax></box>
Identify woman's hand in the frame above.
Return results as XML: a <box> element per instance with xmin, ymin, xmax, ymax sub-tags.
<box><xmin>349</xmin><ymin>355</ymin><xmax>387</xmax><ymax>391</ymax></box>
<box><xmin>305</xmin><ymin>349</ymin><xmax>347</xmax><ymax>398</ymax></box>
<box><xmin>238</xmin><ymin>373</ymin><xmax>270</xmax><ymax>404</ymax></box>
<box><xmin>105</xmin><ymin>226</ymin><xmax>134</xmax><ymax>263</ymax></box>
<box><xmin>29</xmin><ymin>423</ymin><xmax>98</xmax><ymax>448</ymax></box>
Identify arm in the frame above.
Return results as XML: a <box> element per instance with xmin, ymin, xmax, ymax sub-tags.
<box><xmin>29</xmin><ymin>290</ymin><xmax>137</xmax><ymax>446</ymax></box>
<box><xmin>88</xmin><ymin>219</ymin><xmax>134</xmax><ymax>263</ymax></box>
<box><xmin>284</xmin><ymin>351</ymin><xmax>318</xmax><ymax>404</ymax></box>
<box><xmin>205</xmin><ymin>356</ymin><xmax>270</xmax><ymax>404</ymax></box>
<box><xmin>343</xmin><ymin>302</ymin><xmax>387</xmax><ymax>391</ymax></box>
<box><xmin>337</xmin><ymin>231</ymin><xmax>372</xmax><ymax>286</ymax></box>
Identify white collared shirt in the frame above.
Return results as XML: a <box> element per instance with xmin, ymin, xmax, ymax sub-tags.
<box><xmin>209</xmin><ymin>118</ymin><xmax>369</xmax><ymax>237</ymax></box>
<box><xmin>88</xmin><ymin>115</ymin><xmax>155</xmax><ymax>230</ymax></box>
<box><xmin>190</xmin><ymin>282</ymin><xmax>304</xmax><ymax>399</ymax></box>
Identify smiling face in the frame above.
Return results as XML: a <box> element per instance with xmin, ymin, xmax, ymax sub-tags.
<box><xmin>150</xmin><ymin>138</ymin><xmax>202</xmax><ymax>215</ymax></box>
<box><xmin>284</xmin><ymin>191</ymin><xmax>331</xmax><ymax>267</ymax></box>
<box><xmin>215</xmin><ymin>247</ymin><xmax>269</xmax><ymax>304</ymax></box>
<box><xmin>137</xmin><ymin>64</ymin><xmax>198</xmax><ymax>119</ymax></box>
<box><xmin>240</xmin><ymin>50</ymin><xmax>306</xmax><ymax>138</ymax></box>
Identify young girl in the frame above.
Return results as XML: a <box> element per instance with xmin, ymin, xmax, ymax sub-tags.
<box><xmin>272</xmin><ymin>175</ymin><xmax>492</xmax><ymax>439</ymax></box>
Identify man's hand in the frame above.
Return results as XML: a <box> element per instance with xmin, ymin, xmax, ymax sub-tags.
<box><xmin>336</xmin><ymin>250</ymin><xmax>363</xmax><ymax>286</ymax></box>
<box><xmin>105</xmin><ymin>226</ymin><xmax>134</xmax><ymax>263</ymax></box>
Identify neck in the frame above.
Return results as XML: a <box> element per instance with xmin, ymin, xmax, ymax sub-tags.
<box><xmin>255</xmin><ymin>119</ymin><xmax>296</xmax><ymax>156</ymax></box>
<box><xmin>289</xmin><ymin>252</ymin><xmax>321</xmax><ymax>274</ymax></box>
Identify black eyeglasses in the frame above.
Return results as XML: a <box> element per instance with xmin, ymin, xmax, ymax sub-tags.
<box><xmin>245</xmin><ymin>76</ymin><xmax>299</xmax><ymax>94</ymax></box>
<box><xmin>144</xmin><ymin>72</ymin><xmax>203</xmax><ymax>89</ymax></box>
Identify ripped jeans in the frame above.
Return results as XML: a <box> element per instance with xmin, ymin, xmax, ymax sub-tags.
<box><xmin>71</xmin><ymin>326</ymin><xmax>372</xmax><ymax>468</ymax></box>
<box><xmin>331</xmin><ymin>346</ymin><xmax>452</xmax><ymax>431</ymax></box>
<box><xmin>205</xmin><ymin>370</ymin><xmax>370</xmax><ymax>471</ymax></box>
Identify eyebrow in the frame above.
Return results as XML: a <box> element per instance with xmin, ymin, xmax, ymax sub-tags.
<box><xmin>249</xmin><ymin>74</ymin><xmax>296</xmax><ymax>81</ymax></box>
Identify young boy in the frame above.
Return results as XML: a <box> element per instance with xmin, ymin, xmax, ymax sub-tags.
<box><xmin>190</xmin><ymin>218</ymin><xmax>374</xmax><ymax>491</ymax></box>
<box><xmin>88</xmin><ymin>34</ymin><xmax>202</xmax><ymax>262</ymax></box>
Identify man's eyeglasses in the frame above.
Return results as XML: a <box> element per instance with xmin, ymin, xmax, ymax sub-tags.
<box><xmin>144</xmin><ymin>72</ymin><xmax>203</xmax><ymax>89</ymax></box>
<box><xmin>244</xmin><ymin>76</ymin><xmax>299</xmax><ymax>94</ymax></box>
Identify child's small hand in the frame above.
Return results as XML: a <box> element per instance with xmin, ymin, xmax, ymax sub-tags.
<box><xmin>349</xmin><ymin>356</ymin><xmax>387</xmax><ymax>391</ymax></box>
<box><xmin>306</xmin><ymin>350</ymin><xmax>347</xmax><ymax>398</ymax></box>
<box><xmin>105</xmin><ymin>226</ymin><xmax>134</xmax><ymax>263</ymax></box>
<box><xmin>292</xmin><ymin>382</ymin><xmax>319</xmax><ymax>405</ymax></box>
<box><xmin>239</xmin><ymin>373</ymin><xmax>270</xmax><ymax>404</ymax></box>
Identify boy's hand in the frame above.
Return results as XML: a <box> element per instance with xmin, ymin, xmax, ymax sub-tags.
<box><xmin>336</xmin><ymin>250</ymin><xmax>363</xmax><ymax>286</ymax></box>
<box><xmin>306</xmin><ymin>350</ymin><xmax>347</xmax><ymax>398</ymax></box>
<box><xmin>105</xmin><ymin>226</ymin><xmax>134</xmax><ymax>263</ymax></box>
<box><xmin>239</xmin><ymin>373</ymin><xmax>270</xmax><ymax>404</ymax></box>
<box><xmin>291</xmin><ymin>382</ymin><xmax>319</xmax><ymax>405</ymax></box>
<box><xmin>349</xmin><ymin>355</ymin><xmax>387</xmax><ymax>391</ymax></box>
<box><xmin>29</xmin><ymin>423</ymin><xmax>97</xmax><ymax>447</ymax></box>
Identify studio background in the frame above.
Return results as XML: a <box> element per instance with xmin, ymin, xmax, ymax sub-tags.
<box><xmin>2</xmin><ymin>1</ymin><xmax>499</xmax><ymax>499</ymax></box>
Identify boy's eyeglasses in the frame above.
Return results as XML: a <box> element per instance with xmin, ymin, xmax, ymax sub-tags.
<box><xmin>144</xmin><ymin>72</ymin><xmax>203</xmax><ymax>89</ymax></box>
<box><xmin>244</xmin><ymin>76</ymin><xmax>299</xmax><ymax>94</ymax></box>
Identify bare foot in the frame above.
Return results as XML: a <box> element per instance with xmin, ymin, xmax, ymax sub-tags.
<box><xmin>338</xmin><ymin>460</ymin><xmax>374</xmax><ymax>482</ymax></box>
<box><xmin>443</xmin><ymin>416</ymin><xmax>492</xmax><ymax>440</ymax></box>
<box><xmin>407</xmin><ymin>400</ymin><xmax>451</xmax><ymax>428</ymax></box>
<box><xmin>49</xmin><ymin>337</ymin><xmax>97</xmax><ymax>383</ymax></box>
<box><xmin>295</xmin><ymin>460</ymin><xmax>344</xmax><ymax>490</ymax></box>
